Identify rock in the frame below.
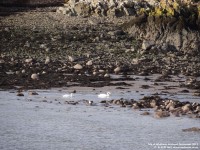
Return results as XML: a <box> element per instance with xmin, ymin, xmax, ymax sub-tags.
<box><xmin>21</xmin><ymin>69</ymin><xmax>26</xmax><ymax>74</ymax></box>
<box><xmin>68</xmin><ymin>55</ymin><xmax>76</xmax><ymax>62</ymax></box>
<box><xmin>182</xmin><ymin>127</ymin><xmax>200</xmax><ymax>132</ymax></box>
<box><xmin>86</xmin><ymin>60</ymin><xmax>93</xmax><ymax>66</ymax></box>
<box><xmin>17</xmin><ymin>93</ymin><xmax>24</xmax><ymax>96</ymax></box>
<box><xmin>150</xmin><ymin>100</ymin><xmax>157</xmax><ymax>108</ymax></box>
<box><xmin>31</xmin><ymin>73</ymin><xmax>39</xmax><ymax>80</ymax></box>
<box><xmin>114</xmin><ymin>66</ymin><xmax>121</xmax><ymax>74</ymax></box>
<box><xmin>132</xmin><ymin>103</ymin><xmax>140</xmax><ymax>109</ymax></box>
<box><xmin>154</xmin><ymin>111</ymin><xmax>170</xmax><ymax>118</ymax></box>
<box><xmin>25</xmin><ymin>58</ymin><xmax>33</xmax><ymax>63</ymax></box>
<box><xmin>29</xmin><ymin>91</ymin><xmax>39</xmax><ymax>95</ymax></box>
<box><xmin>99</xmin><ymin>69</ymin><xmax>105</xmax><ymax>73</ymax></box>
<box><xmin>195</xmin><ymin>106</ymin><xmax>200</xmax><ymax>112</ymax></box>
<box><xmin>166</xmin><ymin>101</ymin><xmax>175</xmax><ymax>110</ymax></box>
<box><xmin>170</xmin><ymin>108</ymin><xmax>182</xmax><ymax>117</ymax></box>
<box><xmin>93</xmin><ymin>71</ymin><xmax>98</xmax><ymax>75</ymax></box>
<box><xmin>132</xmin><ymin>58</ymin><xmax>139</xmax><ymax>64</ymax></box>
<box><xmin>104</xmin><ymin>73</ymin><xmax>110</xmax><ymax>78</ymax></box>
<box><xmin>182</xmin><ymin>104</ymin><xmax>191</xmax><ymax>113</ymax></box>
<box><xmin>74</xmin><ymin>2</ymin><xmax>91</xmax><ymax>16</ymax></box>
<box><xmin>45</xmin><ymin>56</ymin><xmax>50</xmax><ymax>64</ymax></box>
<box><xmin>140</xmin><ymin>111</ymin><xmax>150</xmax><ymax>115</ymax></box>
<box><xmin>142</xmin><ymin>40</ymin><xmax>154</xmax><ymax>50</ymax></box>
<box><xmin>15</xmin><ymin>71</ymin><xmax>20</xmax><ymax>75</ymax></box>
<box><xmin>57</xmin><ymin>7</ymin><xmax>71</xmax><ymax>15</ymax></box>
<box><xmin>74</xmin><ymin>64</ymin><xmax>83</xmax><ymax>70</ymax></box>
<box><xmin>40</xmin><ymin>44</ymin><xmax>47</xmax><ymax>49</ymax></box>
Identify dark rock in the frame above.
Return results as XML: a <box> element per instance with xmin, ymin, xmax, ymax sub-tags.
<box><xmin>182</xmin><ymin>127</ymin><xmax>200</xmax><ymax>132</ymax></box>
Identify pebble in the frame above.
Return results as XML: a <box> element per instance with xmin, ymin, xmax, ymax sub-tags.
<box><xmin>17</xmin><ymin>93</ymin><xmax>24</xmax><ymax>96</ymax></box>
<box><xmin>140</xmin><ymin>112</ymin><xmax>150</xmax><ymax>115</ymax></box>
<box><xmin>74</xmin><ymin>64</ymin><xmax>83</xmax><ymax>70</ymax></box>
<box><xmin>114</xmin><ymin>66</ymin><xmax>121</xmax><ymax>74</ymax></box>
<box><xmin>29</xmin><ymin>91</ymin><xmax>39</xmax><ymax>95</ymax></box>
<box><xmin>86</xmin><ymin>60</ymin><xmax>93</xmax><ymax>66</ymax></box>
<box><xmin>154</xmin><ymin>111</ymin><xmax>170</xmax><ymax>118</ymax></box>
<box><xmin>31</xmin><ymin>73</ymin><xmax>39</xmax><ymax>80</ymax></box>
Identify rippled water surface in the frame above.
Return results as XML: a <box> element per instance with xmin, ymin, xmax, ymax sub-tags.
<box><xmin>0</xmin><ymin>89</ymin><xmax>199</xmax><ymax>150</ymax></box>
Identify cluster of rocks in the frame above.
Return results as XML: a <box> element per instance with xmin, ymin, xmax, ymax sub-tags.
<box><xmin>57</xmin><ymin>0</ymin><xmax>151</xmax><ymax>17</ymax></box>
<box><xmin>57</xmin><ymin>0</ymin><xmax>200</xmax><ymax>17</ymax></box>
<box><xmin>101</xmin><ymin>96</ymin><xmax>200</xmax><ymax>118</ymax></box>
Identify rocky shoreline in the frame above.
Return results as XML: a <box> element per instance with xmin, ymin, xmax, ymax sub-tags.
<box><xmin>1</xmin><ymin>1</ymin><xmax>200</xmax><ymax>90</ymax></box>
<box><xmin>1</xmin><ymin>14</ymin><xmax>200</xmax><ymax>89</ymax></box>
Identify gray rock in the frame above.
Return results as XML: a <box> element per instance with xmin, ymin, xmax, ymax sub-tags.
<box><xmin>142</xmin><ymin>40</ymin><xmax>154</xmax><ymax>50</ymax></box>
<box><xmin>74</xmin><ymin>64</ymin><xmax>83</xmax><ymax>70</ymax></box>
<box><xmin>31</xmin><ymin>73</ymin><xmax>39</xmax><ymax>80</ymax></box>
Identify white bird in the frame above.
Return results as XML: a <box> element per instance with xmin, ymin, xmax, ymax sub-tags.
<box><xmin>63</xmin><ymin>93</ymin><xmax>73</xmax><ymax>98</ymax></box>
<box><xmin>98</xmin><ymin>92</ymin><xmax>111</xmax><ymax>98</ymax></box>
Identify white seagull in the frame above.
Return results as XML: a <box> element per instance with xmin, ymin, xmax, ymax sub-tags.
<box><xmin>98</xmin><ymin>92</ymin><xmax>111</xmax><ymax>98</ymax></box>
<box><xmin>63</xmin><ymin>93</ymin><xmax>73</xmax><ymax>98</ymax></box>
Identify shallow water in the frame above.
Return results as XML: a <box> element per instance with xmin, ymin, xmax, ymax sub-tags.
<box><xmin>0</xmin><ymin>89</ymin><xmax>199</xmax><ymax>150</ymax></box>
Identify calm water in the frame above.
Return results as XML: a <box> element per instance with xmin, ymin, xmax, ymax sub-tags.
<box><xmin>0</xmin><ymin>89</ymin><xmax>199</xmax><ymax>150</ymax></box>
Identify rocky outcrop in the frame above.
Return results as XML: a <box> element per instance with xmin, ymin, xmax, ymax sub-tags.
<box><xmin>122</xmin><ymin>15</ymin><xmax>200</xmax><ymax>53</ymax></box>
<box><xmin>57</xmin><ymin>0</ymin><xmax>200</xmax><ymax>17</ymax></box>
<box><xmin>57</xmin><ymin>0</ymin><xmax>150</xmax><ymax>16</ymax></box>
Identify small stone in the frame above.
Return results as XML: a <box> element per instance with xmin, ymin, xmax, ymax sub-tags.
<box><xmin>17</xmin><ymin>93</ymin><xmax>24</xmax><ymax>96</ymax></box>
<box><xmin>15</xmin><ymin>71</ymin><xmax>20</xmax><ymax>75</ymax></box>
<box><xmin>40</xmin><ymin>44</ymin><xmax>47</xmax><ymax>49</ymax></box>
<box><xmin>182</xmin><ymin>127</ymin><xmax>200</xmax><ymax>132</ymax></box>
<box><xmin>21</xmin><ymin>69</ymin><xmax>26</xmax><ymax>74</ymax></box>
<box><xmin>182</xmin><ymin>104</ymin><xmax>191</xmax><ymax>112</ymax></box>
<box><xmin>142</xmin><ymin>40</ymin><xmax>154</xmax><ymax>50</ymax></box>
<box><xmin>140</xmin><ymin>112</ymin><xmax>150</xmax><ymax>115</ymax></box>
<box><xmin>132</xmin><ymin>58</ymin><xmax>139</xmax><ymax>64</ymax></box>
<box><xmin>86</xmin><ymin>60</ymin><xmax>93</xmax><ymax>66</ymax></box>
<box><xmin>100</xmin><ymin>100</ymin><xmax>107</xmax><ymax>103</ymax></box>
<box><xmin>25</xmin><ymin>58</ymin><xmax>33</xmax><ymax>63</ymax></box>
<box><xmin>154</xmin><ymin>111</ymin><xmax>170</xmax><ymax>118</ymax></box>
<box><xmin>68</xmin><ymin>56</ymin><xmax>75</xmax><ymax>62</ymax></box>
<box><xmin>93</xmin><ymin>71</ymin><xmax>97</xmax><ymax>75</ymax></box>
<box><xmin>132</xmin><ymin>103</ymin><xmax>139</xmax><ymax>109</ymax></box>
<box><xmin>29</xmin><ymin>91</ymin><xmax>39</xmax><ymax>95</ymax></box>
<box><xmin>31</xmin><ymin>73</ymin><xmax>39</xmax><ymax>80</ymax></box>
<box><xmin>74</xmin><ymin>64</ymin><xmax>83</xmax><ymax>70</ymax></box>
<box><xmin>45</xmin><ymin>56</ymin><xmax>50</xmax><ymax>64</ymax></box>
<box><xmin>114</xmin><ymin>66</ymin><xmax>121</xmax><ymax>74</ymax></box>
<box><xmin>98</xmin><ymin>69</ymin><xmax>105</xmax><ymax>73</ymax></box>
<box><xmin>104</xmin><ymin>73</ymin><xmax>110</xmax><ymax>78</ymax></box>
